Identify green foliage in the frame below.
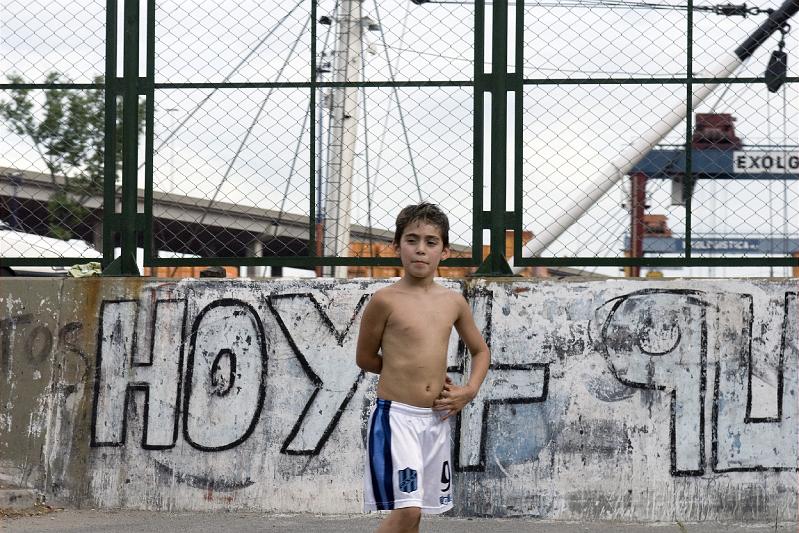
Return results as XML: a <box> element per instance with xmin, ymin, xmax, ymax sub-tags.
<box><xmin>0</xmin><ymin>72</ymin><xmax>145</xmax><ymax>239</ymax></box>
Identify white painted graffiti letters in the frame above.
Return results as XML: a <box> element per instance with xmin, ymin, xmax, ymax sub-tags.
<box><xmin>597</xmin><ymin>289</ymin><xmax>709</xmax><ymax>475</ymax></box>
<box><xmin>183</xmin><ymin>299</ymin><xmax>267</xmax><ymax>451</ymax></box>
<box><xmin>88</xmin><ymin>282</ymin><xmax>798</xmax><ymax>484</ymax></box>
<box><xmin>92</xmin><ymin>298</ymin><xmax>187</xmax><ymax>449</ymax></box>
<box><xmin>452</xmin><ymin>287</ymin><xmax>549</xmax><ymax>471</ymax></box>
<box><xmin>712</xmin><ymin>292</ymin><xmax>798</xmax><ymax>472</ymax></box>
<box><xmin>268</xmin><ymin>292</ymin><xmax>369</xmax><ymax>455</ymax></box>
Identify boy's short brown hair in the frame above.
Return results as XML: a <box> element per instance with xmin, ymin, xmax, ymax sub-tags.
<box><xmin>393</xmin><ymin>203</ymin><xmax>450</xmax><ymax>248</ymax></box>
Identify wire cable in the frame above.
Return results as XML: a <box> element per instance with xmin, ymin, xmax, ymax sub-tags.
<box><xmin>373</xmin><ymin>1</ymin><xmax>424</xmax><ymax>203</ymax></box>
<box><xmin>316</xmin><ymin>0</ymin><xmax>341</xmax><ymax>227</ymax></box>
<box><xmin>269</xmin><ymin>99</ymin><xmax>311</xmax><ymax>241</ymax></box>
<box><xmin>369</xmin><ymin>1</ymin><xmax>414</xmax><ymax>192</ymax></box>
<box><xmin>360</xmin><ymin>57</ymin><xmax>377</xmax><ymax>277</ymax></box>
<box><xmin>423</xmin><ymin>0</ymin><xmax>770</xmax><ymax>15</ymax></box>
<box><xmin>272</xmin><ymin>2</ymin><xmax>337</xmax><ymax>246</ymax></box>
<box><xmin>375</xmin><ymin>41</ymin><xmax>694</xmax><ymax>77</ymax></box>
<box><xmin>144</xmin><ymin>0</ymin><xmax>306</xmax><ymax>171</ymax></box>
<box><xmin>781</xmin><ymin>81</ymin><xmax>789</xmax><ymax>273</ymax></box>
<box><xmin>585</xmin><ymin>190</ymin><xmax>630</xmax><ymax>274</ymax></box>
<box><xmin>192</xmin><ymin>13</ymin><xmax>310</xmax><ymax>248</ymax></box>
<box><xmin>767</xmin><ymin>81</ymin><xmax>774</xmax><ymax>270</ymax></box>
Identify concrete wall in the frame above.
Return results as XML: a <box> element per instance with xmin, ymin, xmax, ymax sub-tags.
<box><xmin>0</xmin><ymin>277</ymin><xmax>796</xmax><ymax>521</ymax></box>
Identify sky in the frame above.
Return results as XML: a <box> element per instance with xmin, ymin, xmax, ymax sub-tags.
<box><xmin>1</xmin><ymin>0</ymin><xmax>797</xmax><ymax>277</ymax></box>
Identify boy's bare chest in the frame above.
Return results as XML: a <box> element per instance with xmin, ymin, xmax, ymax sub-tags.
<box><xmin>386</xmin><ymin>307</ymin><xmax>455</xmax><ymax>339</ymax></box>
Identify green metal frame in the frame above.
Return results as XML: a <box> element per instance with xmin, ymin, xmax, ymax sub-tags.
<box><xmin>2</xmin><ymin>0</ymin><xmax>798</xmax><ymax>275</ymax></box>
<box><xmin>474</xmin><ymin>0</ymin><xmax>514</xmax><ymax>276</ymax></box>
<box><xmin>102</xmin><ymin>0</ymin><xmax>118</xmax><ymax>270</ymax></box>
<box><xmin>138</xmin><ymin>0</ymin><xmax>483</xmax><ymax>274</ymax></box>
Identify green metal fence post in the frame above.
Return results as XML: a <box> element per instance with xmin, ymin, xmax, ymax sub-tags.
<box><xmin>102</xmin><ymin>0</ymin><xmax>118</xmax><ymax>270</ymax></box>
<box><xmin>513</xmin><ymin>0</ymin><xmax>524</xmax><ymax>264</ymax></box>
<box><xmin>472</xmin><ymin>0</ymin><xmax>485</xmax><ymax>264</ymax></box>
<box><xmin>143</xmin><ymin>0</ymin><xmax>156</xmax><ymax>267</ymax></box>
<box><xmin>120</xmin><ymin>0</ymin><xmax>141</xmax><ymax>275</ymax></box>
<box><xmin>685</xmin><ymin>0</ymin><xmax>694</xmax><ymax>261</ymax></box>
<box><xmin>475</xmin><ymin>0</ymin><xmax>514</xmax><ymax>276</ymax></box>
<box><xmin>309</xmin><ymin>0</ymin><xmax>318</xmax><ymax>267</ymax></box>
<box><xmin>102</xmin><ymin>0</ymin><xmax>140</xmax><ymax>275</ymax></box>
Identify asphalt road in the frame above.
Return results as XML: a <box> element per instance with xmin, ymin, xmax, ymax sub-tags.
<box><xmin>1</xmin><ymin>510</ymin><xmax>795</xmax><ymax>533</ymax></box>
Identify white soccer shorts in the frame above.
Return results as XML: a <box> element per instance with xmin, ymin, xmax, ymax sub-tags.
<box><xmin>363</xmin><ymin>398</ymin><xmax>454</xmax><ymax>514</ymax></box>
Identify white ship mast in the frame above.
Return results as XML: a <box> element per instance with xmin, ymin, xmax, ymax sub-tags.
<box><xmin>321</xmin><ymin>0</ymin><xmax>365</xmax><ymax>278</ymax></box>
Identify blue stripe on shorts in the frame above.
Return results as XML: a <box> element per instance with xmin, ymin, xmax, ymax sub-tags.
<box><xmin>369</xmin><ymin>399</ymin><xmax>394</xmax><ymax>510</ymax></box>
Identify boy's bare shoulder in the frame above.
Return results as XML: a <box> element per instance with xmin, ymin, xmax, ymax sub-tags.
<box><xmin>435</xmin><ymin>282</ymin><xmax>467</xmax><ymax>302</ymax></box>
<box><xmin>368</xmin><ymin>285</ymin><xmax>394</xmax><ymax>306</ymax></box>
<box><xmin>453</xmin><ymin>287</ymin><xmax>478</xmax><ymax>321</ymax></box>
<box><xmin>367</xmin><ymin>284</ymin><xmax>407</xmax><ymax>310</ymax></box>
<box><xmin>372</xmin><ymin>283</ymin><xmax>402</xmax><ymax>298</ymax></box>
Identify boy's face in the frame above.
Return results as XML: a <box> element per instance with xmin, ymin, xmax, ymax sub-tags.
<box><xmin>394</xmin><ymin>220</ymin><xmax>450</xmax><ymax>279</ymax></box>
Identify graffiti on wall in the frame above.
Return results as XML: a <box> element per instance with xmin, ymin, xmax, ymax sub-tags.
<box><xmin>0</xmin><ymin>314</ymin><xmax>88</xmax><ymax>400</ymax></box>
<box><xmin>596</xmin><ymin>289</ymin><xmax>797</xmax><ymax>475</ymax></box>
<box><xmin>268</xmin><ymin>293</ymin><xmax>369</xmax><ymax>455</ymax></box>
<box><xmin>0</xmin><ymin>315</ymin><xmax>86</xmax><ymax>376</ymax></box>
<box><xmin>450</xmin><ymin>287</ymin><xmax>549</xmax><ymax>471</ymax></box>
<box><xmin>87</xmin><ymin>283</ymin><xmax>798</xmax><ymax>478</ymax></box>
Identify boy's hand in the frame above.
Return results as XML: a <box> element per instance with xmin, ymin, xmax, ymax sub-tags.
<box><xmin>433</xmin><ymin>376</ymin><xmax>476</xmax><ymax>420</ymax></box>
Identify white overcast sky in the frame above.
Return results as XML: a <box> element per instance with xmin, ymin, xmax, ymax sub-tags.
<box><xmin>1</xmin><ymin>0</ymin><xmax>797</xmax><ymax>276</ymax></box>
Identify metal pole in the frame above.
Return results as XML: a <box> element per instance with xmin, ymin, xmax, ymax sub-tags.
<box><xmin>629</xmin><ymin>172</ymin><xmax>647</xmax><ymax>277</ymax></box>
<box><xmin>120</xmin><ymin>0</ymin><xmax>140</xmax><ymax>275</ymax></box>
<box><xmin>475</xmin><ymin>0</ymin><xmax>514</xmax><ymax>276</ymax></box>
<box><xmin>489</xmin><ymin>0</ymin><xmax>510</xmax><ymax>273</ymax></box>
<box><xmin>102</xmin><ymin>0</ymin><xmax>118</xmax><ymax>267</ymax></box>
<box><xmin>322</xmin><ymin>0</ymin><xmax>363</xmax><ymax>278</ymax></box>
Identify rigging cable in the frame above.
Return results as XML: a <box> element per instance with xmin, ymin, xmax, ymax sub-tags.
<box><xmin>193</xmin><ymin>13</ymin><xmax>310</xmax><ymax>246</ymax></box>
<box><xmin>144</xmin><ymin>0</ymin><xmax>307</xmax><ymax>170</ymax></box>
<box><xmin>375</xmin><ymin>41</ymin><xmax>697</xmax><ymax>76</ymax></box>
<box><xmin>316</xmin><ymin>2</ymin><xmax>342</xmax><ymax>232</ymax></box>
<box><xmin>781</xmin><ymin>78</ymin><xmax>789</xmax><ymax>274</ymax></box>
<box><xmin>317</xmin><ymin>1</ymin><xmax>342</xmax><ymax>232</ymax></box>
<box><xmin>269</xmin><ymin>100</ymin><xmax>311</xmax><ymax>241</ymax></box>
<box><xmin>270</xmin><ymin>3</ymin><xmax>339</xmax><ymax>245</ymax></box>
<box><xmin>583</xmin><ymin>195</ymin><xmax>630</xmax><ymax>274</ymax></box>
<box><xmin>421</xmin><ymin>0</ymin><xmax>773</xmax><ymax>16</ymax></box>
<box><xmin>360</xmin><ymin>52</ymin><xmax>377</xmax><ymax>277</ymax></box>
<box><xmin>166</xmin><ymin>1</ymin><xmax>309</xmax><ymax>274</ymax></box>
<box><xmin>768</xmin><ymin>81</ymin><xmax>774</xmax><ymax>271</ymax></box>
<box><xmin>134</xmin><ymin>0</ymin><xmax>306</xmax><ymax>269</ymax></box>
<box><xmin>372</xmin><ymin>1</ymin><xmax>424</xmax><ymax>202</ymax></box>
<box><xmin>371</xmin><ymin>1</ymin><xmax>413</xmax><ymax>187</ymax></box>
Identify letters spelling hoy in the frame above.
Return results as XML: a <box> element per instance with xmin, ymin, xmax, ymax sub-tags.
<box><xmin>733</xmin><ymin>151</ymin><xmax>799</xmax><ymax>174</ymax></box>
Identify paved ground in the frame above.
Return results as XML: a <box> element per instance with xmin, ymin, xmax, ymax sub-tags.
<box><xmin>1</xmin><ymin>509</ymin><xmax>795</xmax><ymax>533</ymax></box>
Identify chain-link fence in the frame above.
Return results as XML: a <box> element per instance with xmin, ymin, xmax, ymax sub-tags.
<box><xmin>515</xmin><ymin>0</ymin><xmax>799</xmax><ymax>276</ymax></box>
<box><xmin>1</xmin><ymin>0</ymin><xmax>109</xmax><ymax>269</ymax></box>
<box><xmin>1</xmin><ymin>0</ymin><xmax>797</xmax><ymax>276</ymax></box>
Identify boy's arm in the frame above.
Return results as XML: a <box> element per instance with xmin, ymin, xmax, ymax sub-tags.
<box><xmin>433</xmin><ymin>295</ymin><xmax>490</xmax><ymax>420</ymax></box>
<box><xmin>355</xmin><ymin>291</ymin><xmax>390</xmax><ymax>374</ymax></box>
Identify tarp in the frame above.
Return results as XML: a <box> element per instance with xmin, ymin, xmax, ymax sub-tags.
<box><xmin>0</xmin><ymin>220</ymin><xmax>101</xmax><ymax>275</ymax></box>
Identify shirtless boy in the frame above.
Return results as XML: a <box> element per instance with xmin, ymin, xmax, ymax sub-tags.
<box><xmin>356</xmin><ymin>203</ymin><xmax>490</xmax><ymax>533</ymax></box>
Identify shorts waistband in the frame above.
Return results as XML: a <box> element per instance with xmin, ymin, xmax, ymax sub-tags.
<box><xmin>376</xmin><ymin>398</ymin><xmax>437</xmax><ymax>417</ymax></box>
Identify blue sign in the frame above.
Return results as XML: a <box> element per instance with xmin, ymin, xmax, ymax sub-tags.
<box><xmin>631</xmin><ymin>149</ymin><xmax>799</xmax><ymax>180</ymax></box>
<box><xmin>636</xmin><ymin>237</ymin><xmax>799</xmax><ymax>254</ymax></box>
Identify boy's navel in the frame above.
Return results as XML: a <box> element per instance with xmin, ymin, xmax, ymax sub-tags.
<box><xmin>425</xmin><ymin>385</ymin><xmax>431</xmax><ymax>392</ymax></box>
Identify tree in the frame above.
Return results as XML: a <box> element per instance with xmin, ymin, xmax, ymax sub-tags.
<box><xmin>0</xmin><ymin>72</ymin><xmax>145</xmax><ymax>240</ymax></box>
